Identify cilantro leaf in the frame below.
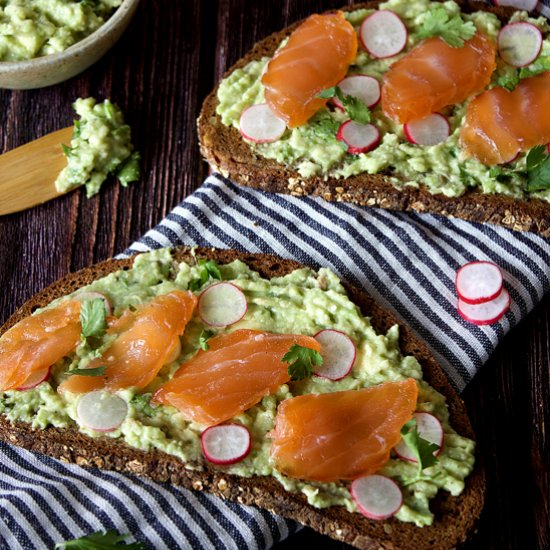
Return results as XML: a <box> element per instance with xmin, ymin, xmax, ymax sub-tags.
<box><xmin>282</xmin><ymin>344</ymin><xmax>323</xmax><ymax>381</ymax></box>
<box><xmin>54</xmin><ymin>529</ymin><xmax>147</xmax><ymax>549</ymax></box>
<box><xmin>496</xmin><ymin>71</ymin><xmax>520</xmax><ymax>92</ymax></box>
<box><xmin>400</xmin><ymin>419</ymin><xmax>440</xmax><ymax>479</ymax></box>
<box><xmin>199</xmin><ymin>329</ymin><xmax>214</xmax><ymax>351</ymax></box>
<box><xmin>417</xmin><ymin>7</ymin><xmax>476</xmax><ymax>48</ymax></box>
<box><xmin>526</xmin><ymin>144</ymin><xmax>547</xmax><ymax>171</ymax></box>
<box><xmin>67</xmin><ymin>366</ymin><xmax>107</xmax><ymax>377</ymax></box>
<box><xmin>519</xmin><ymin>55</ymin><xmax>550</xmax><ymax>79</ymax></box>
<box><xmin>526</xmin><ymin>146</ymin><xmax>550</xmax><ymax>192</ymax></box>
<box><xmin>131</xmin><ymin>393</ymin><xmax>156</xmax><ymax>418</ymax></box>
<box><xmin>317</xmin><ymin>86</ymin><xmax>337</xmax><ymax>99</ymax></box>
<box><xmin>80</xmin><ymin>298</ymin><xmax>107</xmax><ymax>340</ymax></box>
<box><xmin>189</xmin><ymin>259</ymin><xmax>222</xmax><ymax>291</ymax></box>
<box><xmin>317</xmin><ymin>86</ymin><xmax>371</xmax><ymax>124</ymax></box>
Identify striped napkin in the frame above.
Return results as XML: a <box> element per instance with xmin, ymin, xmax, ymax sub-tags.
<box><xmin>3</xmin><ymin>174</ymin><xmax>549</xmax><ymax>549</ymax></box>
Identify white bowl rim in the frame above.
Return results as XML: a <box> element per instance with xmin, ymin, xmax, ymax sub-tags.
<box><xmin>0</xmin><ymin>0</ymin><xmax>140</xmax><ymax>71</ymax></box>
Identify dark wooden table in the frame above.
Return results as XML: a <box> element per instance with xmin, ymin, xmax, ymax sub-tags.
<box><xmin>0</xmin><ymin>1</ymin><xmax>548</xmax><ymax>548</ymax></box>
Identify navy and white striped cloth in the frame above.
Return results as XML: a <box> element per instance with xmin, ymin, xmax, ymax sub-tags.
<box><xmin>3</xmin><ymin>173</ymin><xmax>549</xmax><ymax>549</ymax></box>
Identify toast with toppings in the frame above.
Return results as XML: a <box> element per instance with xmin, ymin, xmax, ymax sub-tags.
<box><xmin>0</xmin><ymin>247</ymin><xmax>484</xmax><ymax>549</ymax></box>
<box><xmin>198</xmin><ymin>0</ymin><xmax>550</xmax><ymax>235</ymax></box>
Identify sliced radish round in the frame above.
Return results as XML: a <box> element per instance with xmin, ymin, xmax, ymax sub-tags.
<box><xmin>16</xmin><ymin>367</ymin><xmax>51</xmax><ymax>391</ymax></box>
<box><xmin>394</xmin><ymin>412</ymin><xmax>444</xmax><ymax>463</ymax></box>
<box><xmin>351</xmin><ymin>475</ymin><xmax>403</xmax><ymax>520</ymax></box>
<box><xmin>360</xmin><ymin>10</ymin><xmax>408</xmax><ymax>59</ymax></box>
<box><xmin>74</xmin><ymin>291</ymin><xmax>112</xmax><ymax>315</ymax></box>
<box><xmin>77</xmin><ymin>391</ymin><xmax>128</xmax><ymax>432</ymax></box>
<box><xmin>337</xmin><ymin>121</ymin><xmax>380</xmax><ymax>154</ymax></box>
<box><xmin>239</xmin><ymin>103</ymin><xmax>286</xmax><ymax>143</ymax></box>
<box><xmin>458</xmin><ymin>288</ymin><xmax>511</xmax><ymax>326</ymax></box>
<box><xmin>404</xmin><ymin>113</ymin><xmax>450</xmax><ymax>146</ymax></box>
<box><xmin>498</xmin><ymin>22</ymin><xmax>542</xmax><ymax>68</ymax></box>
<box><xmin>201</xmin><ymin>424</ymin><xmax>251</xmax><ymax>465</ymax></box>
<box><xmin>333</xmin><ymin>75</ymin><xmax>381</xmax><ymax>110</ymax></box>
<box><xmin>198</xmin><ymin>282</ymin><xmax>248</xmax><ymax>327</ymax></box>
<box><xmin>313</xmin><ymin>329</ymin><xmax>356</xmax><ymax>381</ymax></box>
<box><xmin>456</xmin><ymin>261</ymin><xmax>503</xmax><ymax>305</ymax></box>
<box><xmin>493</xmin><ymin>0</ymin><xmax>538</xmax><ymax>11</ymax></box>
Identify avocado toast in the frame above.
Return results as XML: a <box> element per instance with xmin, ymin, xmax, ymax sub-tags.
<box><xmin>0</xmin><ymin>247</ymin><xmax>484</xmax><ymax>549</ymax></box>
<box><xmin>198</xmin><ymin>0</ymin><xmax>550</xmax><ymax>235</ymax></box>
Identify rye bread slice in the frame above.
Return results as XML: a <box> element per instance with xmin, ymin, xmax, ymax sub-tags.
<box><xmin>197</xmin><ymin>1</ymin><xmax>550</xmax><ymax>236</ymax></box>
<box><xmin>0</xmin><ymin>247</ymin><xmax>485</xmax><ymax>549</ymax></box>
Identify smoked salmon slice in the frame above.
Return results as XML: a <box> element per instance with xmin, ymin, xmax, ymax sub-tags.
<box><xmin>460</xmin><ymin>71</ymin><xmax>550</xmax><ymax>165</ymax></box>
<box><xmin>0</xmin><ymin>300</ymin><xmax>81</xmax><ymax>391</ymax></box>
<box><xmin>381</xmin><ymin>33</ymin><xmax>496</xmax><ymax>124</ymax></box>
<box><xmin>154</xmin><ymin>329</ymin><xmax>321</xmax><ymax>427</ymax></box>
<box><xmin>261</xmin><ymin>12</ymin><xmax>357</xmax><ymax>128</ymax></box>
<box><xmin>269</xmin><ymin>379</ymin><xmax>418</xmax><ymax>482</ymax></box>
<box><xmin>58</xmin><ymin>291</ymin><xmax>196</xmax><ymax>394</ymax></box>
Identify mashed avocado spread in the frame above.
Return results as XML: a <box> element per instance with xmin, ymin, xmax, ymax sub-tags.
<box><xmin>216</xmin><ymin>0</ymin><xmax>550</xmax><ymax>202</ymax></box>
<box><xmin>55</xmin><ymin>97</ymin><xmax>140</xmax><ymax>198</ymax></box>
<box><xmin>0</xmin><ymin>0</ymin><xmax>123</xmax><ymax>62</ymax></box>
<box><xmin>0</xmin><ymin>249</ymin><xmax>475</xmax><ymax>527</ymax></box>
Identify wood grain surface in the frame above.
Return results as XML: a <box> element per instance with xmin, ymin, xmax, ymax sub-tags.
<box><xmin>0</xmin><ymin>1</ymin><xmax>548</xmax><ymax>548</ymax></box>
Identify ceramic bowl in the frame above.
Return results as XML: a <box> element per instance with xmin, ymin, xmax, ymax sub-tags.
<box><xmin>0</xmin><ymin>0</ymin><xmax>140</xmax><ymax>90</ymax></box>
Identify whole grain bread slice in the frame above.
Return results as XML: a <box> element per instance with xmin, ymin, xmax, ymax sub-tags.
<box><xmin>0</xmin><ymin>247</ymin><xmax>485</xmax><ymax>549</ymax></box>
<box><xmin>197</xmin><ymin>1</ymin><xmax>550</xmax><ymax>236</ymax></box>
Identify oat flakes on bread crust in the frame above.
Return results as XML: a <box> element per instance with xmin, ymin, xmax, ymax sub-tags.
<box><xmin>197</xmin><ymin>1</ymin><xmax>550</xmax><ymax>237</ymax></box>
<box><xmin>0</xmin><ymin>247</ymin><xmax>485</xmax><ymax>550</ymax></box>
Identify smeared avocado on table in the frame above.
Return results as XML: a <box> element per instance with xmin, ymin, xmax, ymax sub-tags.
<box><xmin>0</xmin><ymin>0</ymin><xmax>123</xmax><ymax>62</ymax></box>
<box><xmin>55</xmin><ymin>97</ymin><xmax>140</xmax><ymax>198</ymax></box>
<box><xmin>0</xmin><ymin>248</ymin><xmax>475</xmax><ymax>527</ymax></box>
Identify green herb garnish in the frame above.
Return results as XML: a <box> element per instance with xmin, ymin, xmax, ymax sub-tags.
<box><xmin>189</xmin><ymin>259</ymin><xmax>222</xmax><ymax>291</ymax></box>
<box><xmin>67</xmin><ymin>366</ymin><xmax>107</xmax><ymax>377</ymax></box>
<box><xmin>282</xmin><ymin>344</ymin><xmax>323</xmax><ymax>381</ymax></box>
<box><xmin>519</xmin><ymin>55</ymin><xmax>550</xmax><ymax>79</ymax></box>
<box><xmin>495</xmin><ymin>71</ymin><xmax>520</xmax><ymax>92</ymax></box>
<box><xmin>54</xmin><ymin>529</ymin><xmax>148</xmax><ymax>549</ymax></box>
<box><xmin>80</xmin><ymin>298</ymin><xmax>108</xmax><ymax>340</ymax></box>
<box><xmin>199</xmin><ymin>329</ymin><xmax>215</xmax><ymax>351</ymax></box>
<box><xmin>131</xmin><ymin>393</ymin><xmax>156</xmax><ymax>418</ymax></box>
<box><xmin>417</xmin><ymin>7</ymin><xmax>476</xmax><ymax>47</ymax></box>
<box><xmin>526</xmin><ymin>144</ymin><xmax>550</xmax><ymax>192</ymax></box>
<box><xmin>317</xmin><ymin>86</ymin><xmax>371</xmax><ymax>124</ymax></box>
<box><xmin>400</xmin><ymin>418</ymin><xmax>440</xmax><ymax>484</ymax></box>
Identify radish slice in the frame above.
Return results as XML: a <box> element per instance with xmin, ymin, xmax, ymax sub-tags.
<box><xmin>333</xmin><ymin>75</ymin><xmax>381</xmax><ymax>110</ymax></box>
<box><xmin>198</xmin><ymin>282</ymin><xmax>248</xmax><ymax>327</ymax></box>
<box><xmin>201</xmin><ymin>424</ymin><xmax>251</xmax><ymax>465</ymax></box>
<box><xmin>360</xmin><ymin>11</ymin><xmax>408</xmax><ymax>59</ymax></box>
<box><xmin>351</xmin><ymin>475</ymin><xmax>403</xmax><ymax>520</ymax></box>
<box><xmin>498</xmin><ymin>22</ymin><xmax>542</xmax><ymax>68</ymax></box>
<box><xmin>313</xmin><ymin>329</ymin><xmax>356</xmax><ymax>381</ymax></box>
<box><xmin>16</xmin><ymin>367</ymin><xmax>51</xmax><ymax>391</ymax></box>
<box><xmin>458</xmin><ymin>288</ymin><xmax>511</xmax><ymax>326</ymax></box>
<box><xmin>493</xmin><ymin>0</ymin><xmax>538</xmax><ymax>11</ymax></box>
<box><xmin>456</xmin><ymin>261</ymin><xmax>503</xmax><ymax>305</ymax></box>
<box><xmin>77</xmin><ymin>391</ymin><xmax>128</xmax><ymax>432</ymax></box>
<box><xmin>394</xmin><ymin>412</ymin><xmax>444</xmax><ymax>462</ymax></box>
<box><xmin>404</xmin><ymin>113</ymin><xmax>450</xmax><ymax>146</ymax></box>
<box><xmin>337</xmin><ymin>121</ymin><xmax>380</xmax><ymax>154</ymax></box>
<box><xmin>239</xmin><ymin>103</ymin><xmax>286</xmax><ymax>143</ymax></box>
<box><xmin>75</xmin><ymin>291</ymin><xmax>112</xmax><ymax>315</ymax></box>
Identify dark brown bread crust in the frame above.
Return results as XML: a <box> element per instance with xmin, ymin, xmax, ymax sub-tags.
<box><xmin>0</xmin><ymin>247</ymin><xmax>485</xmax><ymax>549</ymax></box>
<box><xmin>197</xmin><ymin>1</ymin><xmax>550</xmax><ymax>236</ymax></box>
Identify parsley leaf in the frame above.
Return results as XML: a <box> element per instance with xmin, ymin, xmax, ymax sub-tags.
<box><xmin>131</xmin><ymin>393</ymin><xmax>156</xmax><ymax>418</ymax></box>
<box><xmin>400</xmin><ymin>419</ymin><xmax>440</xmax><ymax>482</ymax></box>
<box><xmin>80</xmin><ymin>298</ymin><xmax>107</xmax><ymax>340</ymax></box>
<box><xmin>317</xmin><ymin>86</ymin><xmax>371</xmax><ymax>124</ymax></box>
<box><xmin>67</xmin><ymin>366</ymin><xmax>107</xmax><ymax>377</ymax></box>
<box><xmin>189</xmin><ymin>259</ymin><xmax>222</xmax><ymax>291</ymax></box>
<box><xmin>199</xmin><ymin>329</ymin><xmax>214</xmax><ymax>351</ymax></box>
<box><xmin>54</xmin><ymin>529</ymin><xmax>148</xmax><ymax>549</ymax></box>
<box><xmin>526</xmin><ymin>145</ymin><xmax>550</xmax><ymax>192</ymax></box>
<box><xmin>417</xmin><ymin>7</ymin><xmax>476</xmax><ymax>48</ymax></box>
<box><xmin>282</xmin><ymin>344</ymin><xmax>323</xmax><ymax>381</ymax></box>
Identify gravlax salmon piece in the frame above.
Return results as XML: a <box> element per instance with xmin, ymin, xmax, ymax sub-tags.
<box><xmin>58</xmin><ymin>291</ymin><xmax>196</xmax><ymax>394</ymax></box>
<box><xmin>261</xmin><ymin>12</ymin><xmax>357</xmax><ymax>128</ymax></box>
<box><xmin>270</xmin><ymin>379</ymin><xmax>418</xmax><ymax>482</ymax></box>
<box><xmin>460</xmin><ymin>71</ymin><xmax>550</xmax><ymax>165</ymax></box>
<box><xmin>154</xmin><ymin>329</ymin><xmax>320</xmax><ymax>427</ymax></box>
<box><xmin>381</xmin><ymin>33</ymin><xmax>496</xmax><ymax>124</ymax></box>
<box><xmin>0</xmin><ymin>300</ymin><xmax>82</xmax><ymax>391</ymax></box>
